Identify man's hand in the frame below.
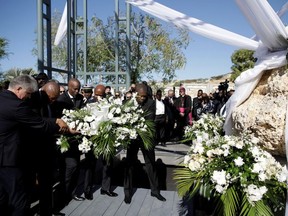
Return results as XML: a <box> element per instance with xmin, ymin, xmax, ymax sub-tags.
<box><xmin>56</xmin><ymin>118</ymin><xmax>69</xmax><ymax>133</ymax></box>
<box><xmin>69</xmin><ymin>128</ymin><xmax>81</xmax><ymax>134</ymax></box>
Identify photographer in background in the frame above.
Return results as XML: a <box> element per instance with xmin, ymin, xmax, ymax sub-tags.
<box><xmin>213</xmin><ymin>79</ymin><xmax>230</xmax><ymax>115</ymax></box>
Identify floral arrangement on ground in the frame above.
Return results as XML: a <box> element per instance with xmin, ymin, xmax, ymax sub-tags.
<box><xmin>174</xmin><ymin>114</ymin><xmax>288</xmax><ymax>216</ymax></box>
<box><xmin>56</xmin><ymin>96</ymin><xmax>155</xmax><ymax>161</ymax></box>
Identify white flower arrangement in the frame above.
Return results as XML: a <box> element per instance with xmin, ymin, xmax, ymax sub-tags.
<box><xmin>56</xmin><ymin>95</ymin><xmax>155</xmax><ymax>161</ymax></box>
<box><xmin>175</xmin><ymin>114</ymin><xmax>288</xmax><ymax>215</ymax></box>
<box><xmin>183</xmin><ymin>113</ymin><xmax>224</xmax><ymax>143</ymax></box>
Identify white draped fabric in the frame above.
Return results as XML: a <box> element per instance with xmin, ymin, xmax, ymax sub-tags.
<box><xmin>235</xmin><ymin>0</ymin><xmax>288</xmax><ymax>51</ymax></box>
<box><xmin>224</xmin><ymin>50</ymin><xmax>288</xmax><ymax>135</ymax></box>
<box><xmin>278</xmin><ymin>2</ymin><xmax>288</xmax><ymax>18</ymax></box>
<box><xmin>54</xmin><ymin>3</ymin><xmax>67</xmax><ymax>46</ymax></box>
<box><xmin>127</xmin><ymin>0</ymin><xmax>288</xmax><ymax>213</ymax></box>
<box><xmin>126</xmin><ymin>0</ymin><xmax>259</xmax><ymax>50</ymax></box>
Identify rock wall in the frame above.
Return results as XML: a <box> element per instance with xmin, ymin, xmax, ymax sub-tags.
<box><xmin>232</xmin><ymin>66</ymin><xmax>288</xmax><ymax>156</ymax></box>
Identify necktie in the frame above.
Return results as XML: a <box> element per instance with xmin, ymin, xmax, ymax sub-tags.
<box><xmin>71</xmin><ymin>98</ymin><xmax>76</xmax><ymax>107</ymax></box>
<box><xmin>47</xmin><ymin>104</ymin><xmax>52</xmax><ymax>117</ymax></box>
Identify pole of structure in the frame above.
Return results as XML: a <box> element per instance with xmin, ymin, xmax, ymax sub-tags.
<box><xmin>126</xmin><ymin>2</ymin><xmax>131</xmax><ymax>89</ymax></box>
<box><xmin>37</xmin><ymin>0</ymin><xmax>44</xmax><ymax>74</ymax></box>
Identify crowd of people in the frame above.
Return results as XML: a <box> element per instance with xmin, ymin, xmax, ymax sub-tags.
<box><xmin>0</xmin><ymin>73</ymin><xmax>234</xmax><ymax>216</ymax></box>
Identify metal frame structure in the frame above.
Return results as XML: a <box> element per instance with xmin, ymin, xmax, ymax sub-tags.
<box><xmin>37</xmin><ymin>0</ymin><xmax>131</xmax><ymax>90</ymax></box>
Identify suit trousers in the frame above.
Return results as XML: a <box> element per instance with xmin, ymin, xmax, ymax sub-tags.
<box><xmin>0</xmin><ymin>167</ymin><xmax>30</xmax><ymax>216</ymax></box>
<box><xmin>64</xmin><ymin>157</ymin><xmax>81</xmax><ymax>199</ymax></box>
<box><xmin>100</xmin><ymin>156</ymin><xmax>113</xmax><ymax>191</ymax></box>
<box><xmin>123</xmin><ymin>141</ymin><xmax>159</xmax><ymax>197</ymax></box>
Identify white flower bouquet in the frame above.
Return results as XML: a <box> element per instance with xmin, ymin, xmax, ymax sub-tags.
<box><xmin>56</xmin><ymin>107</ymin><xmax>102</xmax><ymax>153</ymax></box>
<box><xmin>183</xmin><ymin>113</ymin><xmax>224</xmax><ymax>143</ymax></box>
<box><xmin>174</xmin><ymin>114</ymin><xmax>288</xmax><ymax>215</ymax></box>
<box><xmin>56</xmin><ymin>96</ymin><xmax>155</xmax><ymax>161</ymax></box>
<box><xmin>90</xmin><ymin>98</ymin><xmax>155</xmax><ymax>160</ymax></box>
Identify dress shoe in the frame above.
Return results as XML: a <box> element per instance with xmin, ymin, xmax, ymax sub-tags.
<box><xmin>100</xmin><ymin>189</ymin><xmax>118</xmax><ymax>197</ymax></box>
<box><xmin>52</xmin><ymin>212</ymin><xmax>65</xmax><ymax>216</ymax></box>
<box><xmin>151</xmin><ymin>192</ymin><xmax>166</xmax><ymax>201</ymax></box>
<box><xmin>84</xmin><ymin>192</ymin><xmax>93</xmax><ymax>200</ymax></box>
<box><xmin>124</xmin><ymin>196</ymin><xmax>132</xmax><ymax>204</ymax></box>
<box><xmin>72</xmin><ymin>195</ymin><xmax>85</xmax><ymax>201</ymax></box>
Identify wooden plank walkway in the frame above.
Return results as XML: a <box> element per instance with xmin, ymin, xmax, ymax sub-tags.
<box><xmin>60</xmin><ymin>186</ymin><xmax>193</xmax><ymax>216</ymax></box>
<box><xmin>58</xmin><ymin>143</ymin><xmax>194</xmax><ymax>216</ymax></box>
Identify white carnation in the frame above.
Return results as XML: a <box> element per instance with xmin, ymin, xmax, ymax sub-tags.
<box><xmin>211</xmin><ymin>170</ymin><xmax>227</xmax><ymax>185</ymax></box>
<box><xmin>234</xmin><ymin>157</ymin><xmax>244</xmax><ymax>167</ymax></box>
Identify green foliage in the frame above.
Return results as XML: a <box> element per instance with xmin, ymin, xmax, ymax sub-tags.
<box><xmin>136</xmin><ymin>119</ymin><xmax>155</xmax><ymax>150</ymax></box>
<box><xmin>240</xmin><ymin>195</ymin><xmax>273</xmax><ymax>216</ymax></box>
<box><xmin>230</xmin><ymin>49</ymin><xmax>256</xmax><ymax>82</ymax></box>
<box><xmin>0</xmin><ymin>37</ymin><xmax>9</xmax><ymax>64</ymax></box>
<box><xmin>173</xmin><ymin>167</ymin><xmax>204</xmax><ymax>198</ymax></box>
<box><xmin>175</xmin><ymin>114</ymin><xmax>287</xmax><ymax>216</ymax></box>
<box><xmin>90</xmin><ymin>121</ymin><xmax>116</xmax><ymax>162</ymax></box>
<box><xmin>42</xmin><ymin>11</ymin><xmax>190</xmax><ymax>84</ymax></box>
<box><xmin>214</xmin><ymin>186</ymin><xmax>240</xmax><ymax>216</ymax></box>
<box><xmin>3</xmin><ymin>68</ymin><xmax>36</xmax><ymax>80</ymax></box>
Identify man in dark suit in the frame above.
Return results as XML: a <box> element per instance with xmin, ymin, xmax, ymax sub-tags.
<box><xmin>0</xmin><ymin>75</ymin><xmax>69</xmax><ymax>216</ymax></box>
<box><xmin>163</xmin><ymin>89</ymin><xmax>178</xmax><ymax>141</ymax></box>
<box><xmin>81</xmin><ymin>84</ymin><xmax>118</xmax><ymax>200</ymax></box>
<box><xmin>192</xmin><ymin>89</ymin><xmax>203</xmax><ymax>121</ymax></box>
<box><xmin>27</xmin><ymin>81</ymin><xmax>64</xmax><ymax>216</ymax></box>
<box><xmin>55</xmin><ymin>78</ymin><xmax>86</xmax><ymax>203</ymax></box>
<box><xmin>123</xmin><ymin>83</ymin><xmax>166</xmax><ymax>204</ymax></box>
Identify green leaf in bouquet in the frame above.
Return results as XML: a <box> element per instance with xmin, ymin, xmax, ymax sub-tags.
<box><xmin>90</xmin><ymin>121</ymin><xmax>117</xmax><ymax>162</ymax></box>
<box><xmin>56</xmin><ymin>135</ymin><xmax>70</xmax><ymax>153</ymax></box>
<box><xmin>136</xmin><ymin>119</ymin><xmax>155</xmax><ymax>150</ymax></box>
<box><xmin>173</xmin><ymin>167</ymin><xmax>205</xmax><ymax>198</ymax></box>
<box><xmin>240</xmin><ymin>195</ymin><xmax>273</xmax><ymax>216</ymax></box>
<box><xmin>214</xmin><ymin>186</ymin><xmax>240</xmax><ymax>216</ymax></box>
<box><xmin>199</xmin><ymin>183</ymin><xmax>213</xmax><ymax>199</ymax></box>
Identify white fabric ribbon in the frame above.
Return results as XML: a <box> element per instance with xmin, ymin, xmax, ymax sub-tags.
<box><xmin>235</xmin><ymin>0</ymin><xmax>288</xmax><ymax>51</ymax></box>
<box><xmin>224</xmin><ymin>50</ymin><xmax>287</xmax><ymax>134</ymax></box>
<box><xmin>126</xmin><ymin>0</ymin><xmax>259</xmax><ymax>50</ymax></box>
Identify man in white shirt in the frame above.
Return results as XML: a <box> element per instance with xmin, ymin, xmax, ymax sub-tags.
<box><xmin>155</xmin><ymin>89</ymin><xmax>167</xmax><ymax>146</ymax></box>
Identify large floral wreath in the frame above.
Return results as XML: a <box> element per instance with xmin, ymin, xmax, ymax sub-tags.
<box><xmin>174</xmin><ymin>114</ymin><xmax>288</xmax><ymax>216</ymax></box>
<box><xmin>56</xmin><ymin>96</ymin><xmax>155</xmax><ymax>161</ymax></box>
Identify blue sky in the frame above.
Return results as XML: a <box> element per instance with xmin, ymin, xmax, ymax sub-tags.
<box><xmin>0</xmin><ymin>0</ymin><xmax>287</xmax><ymax>80</ymax></box>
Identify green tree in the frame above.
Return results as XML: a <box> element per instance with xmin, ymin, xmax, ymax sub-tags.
<box><xmin>43</xmin><ymin>12</ymin><xmax>190</xmax><ymax>84</ymax></box>
<box><xmin>0</xmin><ymin>37</ymin><xmax>9</xmax><ymax>65</ymax></box>
<box><xmin>4</xmin><ymin>68</ymin><xmax>36</xmax><ymax>80</ymax></box>
<box><xmin>230</xmin><ymin>49</ymin><xmax>255</xmax><ymax>82</ymax></box>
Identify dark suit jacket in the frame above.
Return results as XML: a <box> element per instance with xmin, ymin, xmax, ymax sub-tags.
<box><xmin>26</xmin><ymin>91</ymin><xmax>59</xmax><ymax>164</ymax></box>
<box><xmin>29</xmin><ymin>90</ymin><xmax>57</xmax><ymax>118</ymax></box>
<box><xmin>0</xmin><ymin>90</ymin><xmax>59</xmax><ymax>167</ymax></box>
<box><xmin>54</xmin><ymin>92</ymin><xmax>85</xmax><ymax>157</ymax></box>
<box><xmin>54</xmin><ymin>91</ymin><xmax>84</xmax><ymax>118</ymax></box>
<box><xmin>141</xmin><ymin>98</ymin><xmax>156</xmax><ymax>121</ymax></box>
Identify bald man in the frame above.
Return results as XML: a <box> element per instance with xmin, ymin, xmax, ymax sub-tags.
<box><xmin>27</xmin><ymin>80</ymin><xmax>65</xmax><ymax>216</ymax></box>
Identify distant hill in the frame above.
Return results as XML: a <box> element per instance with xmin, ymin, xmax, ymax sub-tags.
<box><xmin>177</xmin><ymin>72</ymin><xmax>232</xmax><ymax>84</ymax></box>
